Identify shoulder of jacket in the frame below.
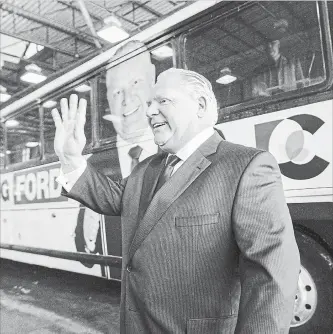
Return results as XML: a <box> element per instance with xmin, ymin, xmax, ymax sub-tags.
<box><xmin>217</xmin><ymin>140</ymin><xmax>265</xmax><ymax>158</ymax></box>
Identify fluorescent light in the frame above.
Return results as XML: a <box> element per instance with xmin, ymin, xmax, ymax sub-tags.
<box><xmin>24</xmin><ymin>43</ymin><xmax>44</xmax><ymax>59</ymax></box>
<box><xmin>21</xmin><ymin>64</ymin><xmax>46</xmax><ymax>84</ymax></box>
<box><xmin>97</xmin><ymin>25</ymin><xmax>129</xmax><ymax>43</ymax></box>
<box><xmin>26</xmin><ymin>141</ymin><xmax>40</xmax><ymax>148</ymax></box>
<box><xmin>0</xmin><ymin>92</ymin><xmax>11</xmax><ymax>102</ymax></box>
<box><xmin>1</xmin><ymin>150</ymin><xmax>12</xmax><ymax>157</ymax></box>
<box><xmin>151</xmin><ymin>45</ymin><xmax>173</xmax><ymax>58</ymax></box>
<box><xmin>216</xmin><ymin>67</ymin><xmax>237</xmax><ymax>85</ymax></box>
<box><xmin>20</xmin><ymin>71</ymin><xmax>47</xmax><ymax>84</ymax></box>
<box><xmin>75</xmin><ymin>84</ymin><xmax>91</xmax><ymax>92</ymax></box>
<box><xmin>216</xmin><ymin>74</ymin><xmax>237</xmax><ymax>85</ymax></box>
<box><xmin>6</xmin><ymin>119</ymin><xmax>19</xmax><ymax>127</ymax></box>
<box><xmin>43</xmin><ymin>100</ymin><xmax>57</xmax><ymax>108</ymax></box>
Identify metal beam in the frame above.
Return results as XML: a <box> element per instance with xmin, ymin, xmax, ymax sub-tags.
<box><xmin>235</xmin><ymin>16</ymin><xmax>269</xmax><ymax>43</ymax></box>
<box><xmin>0</xmin><ymin>30</ymin><xmax>80</xmax><ymax>58</ymax></box>
<box><xmin>58</xmin><ymin>0</ymin><xmax>140</xmax><ymax>27</ymax></box>
<box><xmin>1</xmin><ymin>51</ymin><xmax>60</xmax><ymax>71</ymax></box>
<box><xmin>76</xmin><ymin>0</ymin><xmax>102</xmax><ymax>49</ymax></box>
<box><xmin>132</xmin><ymin>1</ymin><xmax>162</xmax><ymax>18</ymax></box>
<box><xmin>0</xmin><ymin>1</ymin><xmax>106</xmax><ymax>47</ymax></box>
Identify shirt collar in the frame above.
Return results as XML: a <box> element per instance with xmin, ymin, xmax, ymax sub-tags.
<box><xmin>116</xmin><ymin>127</ymin><xmax>156</xmax><ymax>154</ymax></box>
<box><xmin>174</xmin><ymin>127</ymin><xmax>215</xmax><ymax>162</ymax></box>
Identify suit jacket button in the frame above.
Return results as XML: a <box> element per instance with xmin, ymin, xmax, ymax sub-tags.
<box><xmin>126</xmin><ymin>264</ymin><xmax>132</xmax><ymax>272</ymax></box>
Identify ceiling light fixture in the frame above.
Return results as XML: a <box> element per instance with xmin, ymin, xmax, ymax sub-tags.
<box><xmin>0</xmin><ymin>93</ymin><xmax>11</xmax><ymax>102</ymax></box>
<box><xmin>20</xmin><ymin>64</ymin><xmax>47</xmax><ymax>84</ymax></box>
<box><xmin>216</xmin><ymin>67</ymin><xmax>237</xmax><ymax>85</ymax></box>
<box><xmin>97</xmin><ymin>16</ymin><xmax>129</xmax><ymax>43</ymax></box>
<box><xmin>75</xmin><ymin>84</ymin><xmax>91</xmax><ymax>92</ymax></box>
<box><xmin>43</xmin><ymin>100</ymin><xmax>57</xmax><ymax>108</ymax></box>
<box><xmin>6</xmin><ymin>119</ymin><xmax>19</xmax><ymax>127</ymax></box>
<box><xmin>24</xmin><ymin>43</ymin><xmax>44</xmax><ymax>59</ymax></box>
<box><xmin>0</xmin><ymin>85</ymin><xmax>11</xmax><ymax>102</ymax></box>
<box><xmin>26</xmin><ymin>141</ymin><xmax>40</xmax><ymax>148</ymax></box>
<box><xmin>151</xmin><ymin>45</ymin><xmax>173</xmax><ymax>59</ymax></box>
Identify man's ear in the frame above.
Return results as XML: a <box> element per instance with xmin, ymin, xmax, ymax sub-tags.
<box><xmin>197</xmin><ymin>96</ymin><xmax>207</xmax><ymax>118</ymax></box>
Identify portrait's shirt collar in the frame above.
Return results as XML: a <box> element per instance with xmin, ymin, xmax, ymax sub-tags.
<box><xmin>117</xmin><ymin>127</ymin><xmax>158</xmax><ymax>178</ymax></box>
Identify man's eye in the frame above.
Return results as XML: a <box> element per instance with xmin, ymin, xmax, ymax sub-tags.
<box><xmin>114</xmin><ymin>90</ymin><xmax>121</xmax><ymax>96</ymax></box>
<box><xmin>160</xmin><ymin>99</ymin><xmax>168</xmax><ymax>104</ymax></box>
<box><xmin>134</xmin><ymin>80</ymin><xmax>138</xmax><ymax>85</ymax></box>
<box><xmin>147</xmin><ymin>101</ymin><xmax>152</xmax><ymax>107</ymax></box>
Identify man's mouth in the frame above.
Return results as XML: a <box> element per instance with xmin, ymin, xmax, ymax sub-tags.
<box><xmin>152</xmin><ymin>122</ymin><xmax>167</xmax><ymax>130</ymax></box>
<box><xmin>123</xmin><ymin>107</ymin><xmax>139</xmax><ymax>117</ymax></box>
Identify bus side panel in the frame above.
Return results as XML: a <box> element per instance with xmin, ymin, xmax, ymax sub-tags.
<box><xmin>216</xmin><ymin>99</ymin><xmax>333</xmax><ymax>203</ymax></box>
<box><xmin>0</xmin><ymin>162</ymin><xmax>105</xmax><ymax>277</ymax></box>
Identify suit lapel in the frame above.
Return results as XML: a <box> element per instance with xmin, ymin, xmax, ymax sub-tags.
<box><xmin>128</xmin><ymin>131</ymin><xmax>223</xmax><ymax>262</ymax></box>
<box><xmin>137</xmin><ymin>152</ymin><xmax>166</xmax><ymax>222</ymax></box>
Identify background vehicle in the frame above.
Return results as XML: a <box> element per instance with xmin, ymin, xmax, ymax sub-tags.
<box><xmin>1</xmin><ymin>1</ymin><xmax>332</xmax><ymax>332</ymax></box>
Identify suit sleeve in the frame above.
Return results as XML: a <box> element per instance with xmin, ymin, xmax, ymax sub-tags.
<box><xmin>232</xmin><ymin>151</ymin><xmax>300</xmax><ymax>334</ymax></box>
<box><xmin>62</xmin><ymin>162</ymin><xmax>127</xmax><ymax>216</ymax></box>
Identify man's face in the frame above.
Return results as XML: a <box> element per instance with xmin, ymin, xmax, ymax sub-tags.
<box><xmin>106</xmin><ymin>54</ymin><xmax>154</xmax><ymax>140</ymax></box>
<box><xmin>268</xmin><ymin>40</ymin><xmax>280</xmax><ymax>60</ymax></box>
<box><xmin>147</xmin><ymin>74</ymin><xmax>202</xmax><ymax>153</ymax></box>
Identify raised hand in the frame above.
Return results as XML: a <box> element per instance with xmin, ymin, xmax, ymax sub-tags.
<box><xmin>51</xmin><ymin>94</ymin><xmax>87</xmax><ymax>172</ymax></box>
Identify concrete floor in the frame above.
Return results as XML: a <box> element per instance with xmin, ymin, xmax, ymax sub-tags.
<box><xmin>0</xmin><ymin>259</ymin><xmax>121</xmax><ymax>334</ymax></box>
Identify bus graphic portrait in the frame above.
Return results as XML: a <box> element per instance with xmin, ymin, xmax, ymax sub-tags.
<box><xmin>73</xmin><ymin>41</ymin><xmax>158</xmax><ymax>277</ymax></box>
<box><xmin>1</xmin><ymin>1</ymin><xmax>332</xmax><ymax>333</ymax></box>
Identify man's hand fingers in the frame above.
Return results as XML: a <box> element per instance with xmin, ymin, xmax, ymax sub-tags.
<box><xmin>51</xmin><ymin>108</ymin><xmax>63</xmax><ymax>128</ymax></box>
<box><xmin>75</xmin><ymin>98</ymin><xmax>87</xmax><ymax>139</ymax></box>
<box><xmin>69</xmin><ymin>94</ymin><xmax>79</xmax><ymax>121</ymax></box>
<box><xmin>60</xmin><ymin>98</ymin><xmax>69</xmax><ymax>124</ymax></box>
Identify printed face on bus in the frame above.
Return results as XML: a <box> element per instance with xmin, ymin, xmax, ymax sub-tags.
<box><xmin>146</xmin><ymin>72</ymin><xmax>206</xmax><ymax>154</ymax></box>
<box><xmin>105</xmin><ymin>52</ymin><xmax>155</xmax><ymax>141</ymax></box>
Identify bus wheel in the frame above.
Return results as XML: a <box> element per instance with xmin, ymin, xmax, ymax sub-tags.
<box><xmin>290</xmin><ymin>231</ymin><xmax>333</xmax><ymax>333</ymax></box>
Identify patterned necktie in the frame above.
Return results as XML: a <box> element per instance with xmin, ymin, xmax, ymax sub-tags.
<box><xmin>128</xmin><ymin>145</ymin><xmax>143</xmax><ymax>172</ymax></box>
<box><xmin>154</xmin><ymin>154</ymin><xmax>181</xmax><ymax>194</ymax></box>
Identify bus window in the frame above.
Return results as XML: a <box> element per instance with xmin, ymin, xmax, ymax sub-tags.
<box><xmin>184</xmin><ymin>1</ymin><xmax>326</xmax><ymax>113</ymax></box>
<box><xmin>99</xmin><ymin>42</ymin><xmax>175</xmax><ymax>142</ymax></box>
<box><xmin>151</xmin><ymin>43</ymin><xmax>174</xmax><ymax>76</ymax></box>
<box><xmin>43</xmin><ymin>82</ymin><xmax>93</xmax><ymax>157</ymax></box>
<box><xmin>0</xmin><ymin>126</ymin><xmax>5</xmax><ymax>168</ymax></box>
<box><xmin>6</xmin><ymin>108</ymin><xmax>40</xmax><ymax>165</ymax></box>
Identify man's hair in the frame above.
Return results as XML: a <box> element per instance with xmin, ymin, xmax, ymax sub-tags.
<box><xmin>158</xmin><ymin>68</ymin><xmax>218</xmax><ymax>126</ymax></box>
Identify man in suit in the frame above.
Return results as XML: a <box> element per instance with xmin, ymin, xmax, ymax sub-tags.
<box><xmin>76</xmin><ymin>41</ymin><xmax>158</xmax><ymax>261</ymax></box>
<box><xmin>52</xmin><ymin>68</ymin><xmax>300</xmax><ymax>333</ymax></box>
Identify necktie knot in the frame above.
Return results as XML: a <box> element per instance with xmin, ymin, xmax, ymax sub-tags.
<box><xmin>165</xmin><ymin>154</ymin><xmax>181</xmax><ymax>168</ymax></box>
<box><xmin>154</xmin><ymin>154</ymin><xmax>181</xmax><ymax>194</ymax></box>
<box><xmin>128</xmin><ymin>145</ymin><xmax>143</xmax><ymax>171</ymax></box>
<box><xmin>128</xmin><ymin>145</ymin><xmax>143</xmax><ymax>160</ymax></box>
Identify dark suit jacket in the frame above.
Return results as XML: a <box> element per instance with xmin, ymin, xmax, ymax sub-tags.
<box><xmin>65</xmin><ymin>131</ymin><xmax>300</xmax><ymax>334</ymax></box>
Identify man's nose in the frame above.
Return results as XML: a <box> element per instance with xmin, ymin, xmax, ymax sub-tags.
<box><xmin>121</xmin><ymin>89</ymin><xmax>133</xmax><ymax>106</ymax></box>
<box><xmin>146</xmin><ymin>102</ymin><xmax>158</xmax><ymax>118</ymax></box>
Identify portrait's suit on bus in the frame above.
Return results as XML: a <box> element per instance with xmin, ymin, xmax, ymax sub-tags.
<box><xmin>64</xmin><ymin>131</ymin><xmax>300</xmax><ymax>334</ymax></box>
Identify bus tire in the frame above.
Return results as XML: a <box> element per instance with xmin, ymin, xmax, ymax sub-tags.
<box><xmin>289</xmin><ymin>230</ymin><xmax>333</xmax><ymax>334</ymax></box>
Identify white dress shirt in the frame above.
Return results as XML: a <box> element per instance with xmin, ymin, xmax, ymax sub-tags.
<box><xmin>116</xmin><ymin>131</ymin><xmax>158</xmax><ymax>179</ymax></box>
<box><xmin>171</xmin><ymin>127</ymin><xmax>214</xmax><ymax>175</ymax></box>
<box><xmin>57</xmin><ymin>127</ymin><xmax>215</xmax><ymax>192</ymax></box>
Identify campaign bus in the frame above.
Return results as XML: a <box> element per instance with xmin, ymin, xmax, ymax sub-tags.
<box><xmin>1</xmin><ymin>1</ymin><xmax>332</xmax><ymax>332</ymax></box>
